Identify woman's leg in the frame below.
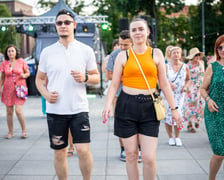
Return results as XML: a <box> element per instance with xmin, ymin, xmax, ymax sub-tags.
<box><xmin>15</xmin><ymin>105</ymin><xmax>27</xmax><ymax>136</ymax></box>
<box><xmin>122</xmin><ymin>134</ymin><xmax>139</xmax><ymax>180</ymax></box>
<box><xmin>209</xmin><ymin>154</ymin><xmax>224</xmax><ymax>180</ymax></box>
<box><xmin>139</xmin><ymin>134</ymin><xmax>158</xmax><ymax>180</ymax></box>
<box><xmin>6</xmin><ymin>106</ymin><xmax>14</xmax><ymax>137</ymax></box>
<box><xmin>174</xmin><ymin>126</ymin><xmax>180</xmax><ymax>138</ymax></box>
<box><xmin>165</xmin><ymin>123</ymin><xmax>173</xmax><ymax>138</ymax></box>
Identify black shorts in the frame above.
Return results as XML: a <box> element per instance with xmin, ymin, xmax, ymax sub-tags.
<box><xmin>114</xmin><ymin>90</ymin><xmax>160</xmax><ymax>138</ymax></box>
<box><xmin>47</xmin><ymin>112</ymin><xmax>90</xmax><ymax>150</ymax></box>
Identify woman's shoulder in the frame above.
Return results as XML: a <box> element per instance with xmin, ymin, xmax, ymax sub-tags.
<box><xmin>17</xmin><ymin>58</ymin><xmax>26</xmax><ymax>63</ymax></box>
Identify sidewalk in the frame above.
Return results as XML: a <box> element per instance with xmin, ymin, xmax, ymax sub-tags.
<box><xmin>0</xmin><ymin>95</ymin><xmax>223</xmax><ymax>180</ymax></box>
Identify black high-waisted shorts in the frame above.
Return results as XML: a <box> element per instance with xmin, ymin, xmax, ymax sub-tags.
<box><xmin>114</xmin><ymin>90</ymin><xmax>160</xmax><ymax>138</ymax></box>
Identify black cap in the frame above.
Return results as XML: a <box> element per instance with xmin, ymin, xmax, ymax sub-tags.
<box><xmin>56</xmin><ymin>9</ymin><xmax>75</xmax><ymax>20</ymax></box>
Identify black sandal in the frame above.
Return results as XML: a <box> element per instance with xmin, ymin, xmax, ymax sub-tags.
<box><xmin>187</xmin><ymin>123</ymin><xmax>196</xmax><ymax>133</ymax></box>
<box><xmin>195</xmin><ymin>122</ymin><xmax>199</xmax><ymax>129</ymax></box>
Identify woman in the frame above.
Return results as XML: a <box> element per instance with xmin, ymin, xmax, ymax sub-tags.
<box><xmin>184</xmin><ymin>47</ymin><xmax>205</xmax><ymax>133</ymax></box>
<box><xmin>102</xmin><ymin>18</ymin><xmax>182</xmax><ymax>180</ymax></box>
<box><xmin>200</xmin><ymin>34</ymin><xmax>224</xmax><ymax>180</ymax></box>
<box><xmin>164</xmin><ymin>45</ymin><xmax>173</xmax><ymax>64</ymax></box>
<box><xmin>162</xmin><ymin>46</ymin><xmax>190</xmax><ymax>146</ymax></box>
<box><xmin>0</xmin><ymin>44</ymin><xmax>30</xmax><ymax>139</ymax></box>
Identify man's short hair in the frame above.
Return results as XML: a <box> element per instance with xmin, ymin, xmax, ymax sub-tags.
<box><xmin>119</xmin><ymin>30</ymin><xmax>130</xmax><ymax>40</ymax></box>
<box><xmin>56</xmin><ymin>9</ymin><xmax>75</xmax><ymax>20</ymax></box>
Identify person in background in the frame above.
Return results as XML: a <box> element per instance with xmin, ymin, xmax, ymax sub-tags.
<box><xmin>67</xmin><ymin>129</ymin><xmax>75</xmax><ymax>157</ymax></box>
<box><xmin>103</xmin><ymin>18</ymin><xmax>182</xmax><ymax>180</ymax></box>
<box><xmin>164</xmin><ymin>45</ymin><xmax>173</xmax><ymax>64</ymax></box>
<box><xmin>106</xmin><ymin>30</ymin><xmax>136</xmax><ymax>162</ymax></box>
<box><xmin>102</xmin><ymin>39</ymin><xmax>119</xmax><ymax>95</ymax></box>
<box><xmin>0</xmin><ymin>44</ymin><xmax>30</xmax><ymax>139</ymax></box>
<box><xmin>162</xmin><ymin>46</ymin><xmax>190</xmax><ymax>146</ymax></box>
<box><xmin>183</xmin><ymin>47</ymin><xmax>205</xmax><ymax>133</ymax></box>
<box><xmin>200</xmin><ymin>34</ymin><xmax>224</xmax><ymax>180</ymax></box>
<box><xmin>35</xmin><ymin>9</ymin><xmax>99</xmax><ymax>180</ymax></box>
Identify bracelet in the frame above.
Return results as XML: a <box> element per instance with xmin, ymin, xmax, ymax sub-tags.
<box><xmin>204</xmin><ymin>95</ymin><xmax>209</xmax><ymax>101</ymax></box>
<box><xmin>84</xmin><ymin>73</ymin><xmax>88</xmax><ymax>82</ymax></box>
<box><xmin>206</xmin><ymin>98</ymin><xmax>211</xmax><ymax>104</ymax></box>
<box><xmin>171</xmin><ymin>106</ymin><xmax>178</xmax><ymax>111</ymax></box>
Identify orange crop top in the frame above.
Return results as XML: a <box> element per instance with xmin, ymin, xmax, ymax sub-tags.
<box><xmin>122</xmin><ymin>47</ymin><xmax>158</xmax><ymax>89</ymax></box>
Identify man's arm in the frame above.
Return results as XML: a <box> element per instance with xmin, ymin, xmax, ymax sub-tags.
<box><xmin>36</xmin><ymin>70</ymin><xmax>58</xmax><ymax>103</ymax></box>
<box><xmin>106</xmin><ymin>70</ymin><xmax>113</xmax><ymax>80</ymax></box>
<box><xmin>86</xmin><ymin>69</ymin><xmax>100</xmax><ymax>85</ymax></box>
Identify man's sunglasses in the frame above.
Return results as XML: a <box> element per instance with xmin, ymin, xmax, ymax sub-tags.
<box><xmin>56</xmin><ymin>20</ymin><xmax>74</xmax><ymax>26</ymax></box>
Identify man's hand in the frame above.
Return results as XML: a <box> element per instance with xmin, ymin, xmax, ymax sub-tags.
<box><xmin>46</xmin><ymin>91</ymin><xmax>58</xmax><ymax>103</ymax></box>
<box><xmin>71</xmin><ymin>70</ymin><xmax>85</xmax><ymax>83</ymax></box>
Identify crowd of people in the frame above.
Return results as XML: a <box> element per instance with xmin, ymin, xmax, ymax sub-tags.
<box><xmin>0</xmin><ymin>9</ymin><xmax>223</xmax><ymax>180</ymax></box>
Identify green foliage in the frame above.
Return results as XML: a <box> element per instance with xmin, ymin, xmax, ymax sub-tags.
<box><xmin>37</xmin><ymin>0</ymin><xmax>85</xmax><ymax>15</ymax></box>
<box><xmin>0</xmin><ymin>4</ymin><xmax>18</xmax><ymax>52</ymax></box>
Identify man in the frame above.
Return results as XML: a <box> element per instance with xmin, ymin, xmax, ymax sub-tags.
<box><xmin>106</xmin><ymin>30</ymin><xmax>143</xmax><ymax>162</ymax></box>
<box><xmin>35</xmin><ymin>9</ymin><xmax>100</xmax><ymax>180</ymax></box>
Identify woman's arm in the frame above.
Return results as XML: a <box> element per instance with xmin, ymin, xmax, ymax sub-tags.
<box><xmin>0</xmin><ymin>72</ymin><xmax>5</xmax><ymax>96</ymax></box>
<box><xmin>21</xmin><ymin>68</ymin><xmax>30</xmax><ymax>79</ymax></box>
<box><xmin>182</xmin><ymin>65</ymin><xmax>190</xmax><ymax>93</ymax></box>
<box><xmin>154</xmin><ymin>48</ymin><xmax>182</xmax><ymax>128</ymax></box>
<box><xmin>200</xmin><ymin>64</ymin><xmax>218</xmax><ymax>112</ymax></box>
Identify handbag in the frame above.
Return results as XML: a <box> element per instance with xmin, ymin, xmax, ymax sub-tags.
<box><xmin>12</xmin><ymin>74</ymin><xmax>28</xmax><ymax>99</ymax></box>
<box><xmin>15</xmin><ymin>85</ymin><xmax>28</xmax><ymax>99</ymax></box>
<box><xmin>130</xmin><ymin>48</ymin><xmax>167</xmax><ymax>121</ymax></box>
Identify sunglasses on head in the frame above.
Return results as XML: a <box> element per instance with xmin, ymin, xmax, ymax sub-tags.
<box><xmin>194</xmin><ymin>54</ymin><xmax>200</xmax><ymax>57</ymax></box>
<box><xmin>56</xmin><ymin>20</ymin><xmax>74</xmax><ymax>26</ymax></box>
<box><xmin>217</xmin><ymin>46</ymin><xmax>224</xmax><ymax>51</ymax></box>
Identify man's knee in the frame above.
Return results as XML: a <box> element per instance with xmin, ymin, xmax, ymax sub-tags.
<box><xmin>76</xmin><ymin>144</ymin><xmax>91</xmax><ymax>158</ymax></box>
<box><xmin>54</xmin><ymin>148</ymin><xmax>67</xmax><ymax>161</ymax></box>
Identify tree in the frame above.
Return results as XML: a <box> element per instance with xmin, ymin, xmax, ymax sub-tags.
<box><xmin>188</xmin><ymin>0</ymin><xmax>224</xmax><ymax>55</ymax></box>
<box><xmin>0</xmin><ymin>4</ymin><xmax>17</xmax><ymax>52</ymax></box>
<box><xmin>92</xmin><ymin>0</ymin><xmax>185</xmax><ymax>52</ymax></box>
<box><xmin>37</xmin><ymin>0</ymin><xmax>85</xmax><ymax>15</ymax></box>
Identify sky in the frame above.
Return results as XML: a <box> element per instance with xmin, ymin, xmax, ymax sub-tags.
<box><xmin>21</xmin><ymin>0</ymin><xmax>200</xmax><ymax>15</ymax></box>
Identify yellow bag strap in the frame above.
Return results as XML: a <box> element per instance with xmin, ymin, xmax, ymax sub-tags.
<box><xmin>130</xmin><ymin>47</ymin><xmax>156</xmax><ymax>101</ymax></box>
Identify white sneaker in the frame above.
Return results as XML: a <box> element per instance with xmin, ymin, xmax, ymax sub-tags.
<box><xmin>168</xmin><ymin>138</ymin><xmax>175</xmax><ymax>146</ymax></box>
<box><xmin>175</xmin><ymin>138</ymin><xmax>183</xmax><ymax>146</ymax></box>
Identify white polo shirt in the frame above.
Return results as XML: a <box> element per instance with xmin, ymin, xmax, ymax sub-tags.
<box><xmin>38</xmin><ymin>40</ymin><xmax>97</xmax><ymax>114</ymax></box>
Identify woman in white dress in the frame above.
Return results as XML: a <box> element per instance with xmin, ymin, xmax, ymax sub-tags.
<box><xmin>163</xmin><ymin>46</ymin><xmax>190</xmax><ymax>146</ymax></box>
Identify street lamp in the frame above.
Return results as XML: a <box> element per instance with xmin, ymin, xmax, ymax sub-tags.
<box><xmin>202</xmin><ymin>0</ymin><xmax>205</xmax><ymax>54</ymax></box>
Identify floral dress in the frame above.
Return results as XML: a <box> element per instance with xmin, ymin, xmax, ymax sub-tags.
<box><xmin>183</xmin><ymin>60</ymin><xmax>205</xmax><ymax>123</ymax></box>
<box><xmin>0</xmin><ymin>58</ymin><xmax>29</xmax><ymax>106</ymax></box>
<box><xmin>162</xmin><ymin>62</ymin><xmax>187</xmax><ymax>125</ymax></box>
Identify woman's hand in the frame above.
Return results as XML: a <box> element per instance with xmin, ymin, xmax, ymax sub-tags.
<box><xmin>169</xmin><ymin>82</ymin><xmax>176</xmax><ymax>91</ymax></box>
<box><xmin>207</xmin><ymin>99</ymin><xmax>219</xmax><ymax>112</ymax></box>
<box><xmin>172</xmin><ymin>110</ymin><xmax>183</xmax><ymax>130</ymax></box>
<box><xmin>102</xmin><ymin>106</ymin><xmax>111</xmax><ymax>124</ymax></box>
<box><xmin>181</xmin><ymin>87</ymin><xmax>187</xmax><ymax>93</ymax></box>
<box><xmin>20</xmin><ymin>73</ymin><xmax>27</xmax><ymax>79</ymax></box>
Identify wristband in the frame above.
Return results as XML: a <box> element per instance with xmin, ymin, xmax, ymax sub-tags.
<box><xmin>206</xmin><ymin>98</ymin><xmax>211</xmax><ymax>104</ymax></box>
<box><xmin>84</xmin><ymin>73</ymin><xmax>88</xmax><ymax>82</ymax></box>
<box><xmin>171</xmin><ymin>106</ymin><xmax>178</xmax><ymax>111</ymax></box>
<box><xmin>204</xmin><ymin>95</ymin><xmax>209</xmax><ymax>101</ymax></box>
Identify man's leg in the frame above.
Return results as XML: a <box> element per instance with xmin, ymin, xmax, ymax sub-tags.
<box><xmin>54</xmin><ymin>148</ymin><xmax>68</xmax><ymax>180</ymax></box>
<box><xmin>75</xmin><ymin>143</ymin><xmax>93</xmax><ymax>180</ymax></box>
